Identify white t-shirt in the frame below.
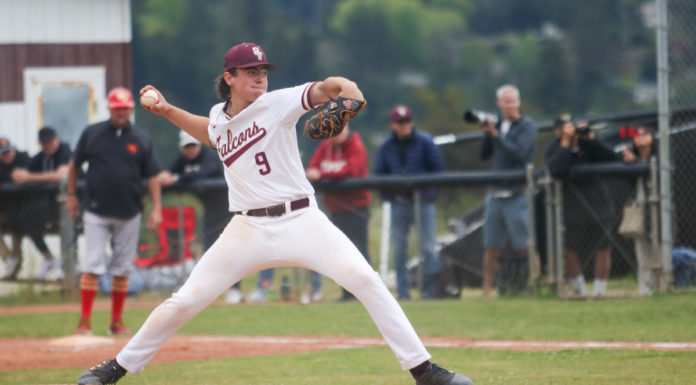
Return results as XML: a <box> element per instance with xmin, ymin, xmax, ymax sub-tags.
<box><xmin>500</xmin><ymin>120</ymin><xmax>512</xmax><ymax>137</ymax></box>
<box><xmin>208</xmin><ymin>82</ymin><xmax>317</xmax><ymax>211</ymax></box>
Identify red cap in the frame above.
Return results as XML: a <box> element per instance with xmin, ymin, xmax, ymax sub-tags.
<box><xmin>224</xmin><ymin>42</ymin><xmax>278</xmax><ymax>72</ymax></box>
<box><xmin>389</xmin><ymin>105</ymin><xmax>412</xmax><ymax>122</ymax></box>
<box><xmin>107</xmin><ymin>87</ymin><xmax>135</xmax><ymax>109</ymax></box>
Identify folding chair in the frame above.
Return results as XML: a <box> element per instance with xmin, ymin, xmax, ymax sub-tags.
<box><xmin>135</xmin><ymin>206</ymin><xmax>196</xmax><ymax>268</ymax></box>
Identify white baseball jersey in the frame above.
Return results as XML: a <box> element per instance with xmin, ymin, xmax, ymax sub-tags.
<box><xmin>208</xmin><ymin>82</ymin><xmax>317</xmax><ymax>211</ymax></box>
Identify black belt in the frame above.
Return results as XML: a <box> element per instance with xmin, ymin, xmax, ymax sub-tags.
<box><xmin>236</xmin><ymin>197</ymin><xmax>310</xmax><ymax>217</ymax></box>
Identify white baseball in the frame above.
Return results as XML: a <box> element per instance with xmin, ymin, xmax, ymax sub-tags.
<box><xmin>140</xmin><ymin>90</ymin><xmax>158</xmax><ymax>107</ymax></box>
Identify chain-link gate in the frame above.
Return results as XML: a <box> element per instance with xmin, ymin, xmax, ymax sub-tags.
<box><xmin>668</xmin><ymin>0</ymin><xmax>696</xmax><ymax>291</ymax></box>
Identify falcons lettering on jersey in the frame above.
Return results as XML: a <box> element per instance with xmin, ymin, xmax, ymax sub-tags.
<box><xmin>217</xmin><ymin>121</ymin><xmax>267</xmax><ymax>167</ymax></box>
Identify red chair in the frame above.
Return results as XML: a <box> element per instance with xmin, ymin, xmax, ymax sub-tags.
<box><xmin>135</xmin><ymin>206</ymin><xmax>196</xmax><ymax>268</ymax></box>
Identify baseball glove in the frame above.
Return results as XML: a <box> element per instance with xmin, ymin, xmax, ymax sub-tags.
<box><xmin>303</xmin><ymin>97</ymin><xmax>366</xmax><ymax>139</ymax></box>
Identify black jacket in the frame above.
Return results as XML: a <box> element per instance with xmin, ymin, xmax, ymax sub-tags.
<box><xmin>375</xmin><ymin>129</ymin><xmax>445</xmax><ymax>202</ymax></box>
<box><xmin>545</xmin><ymin>137</ymin><xmax>620</xmax><ymax>223</ymax></box>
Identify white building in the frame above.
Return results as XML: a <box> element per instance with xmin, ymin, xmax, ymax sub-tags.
<box><xmin>0</xmin><ymin>0</ymin><xmax>132</xmax><ymax>154</ymax></box>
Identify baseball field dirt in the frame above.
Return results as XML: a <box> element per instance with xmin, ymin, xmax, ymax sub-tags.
<box><xmin>3</xmin><ymin>301</ymin><xmax>696</xmax><ymax>371</ymax></box>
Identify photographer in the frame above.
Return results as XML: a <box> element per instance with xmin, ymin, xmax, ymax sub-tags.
<box><xmin>546</xmin><ymin>115</ymin><xmax>620</xmax><ymax>296</ymax></box>
<box><xmin>478</xmin><ymin>84</ymin><xmax>538</xmax><ymax>298</ymax></box>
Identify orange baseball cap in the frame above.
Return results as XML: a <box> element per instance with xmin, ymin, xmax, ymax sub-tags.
<box><xmin>107</xmin><ymin>87</ymin><xmax>135</xmax><ymax>109</ymax></box>
<box><xmin>0</xmin><ymin>137</ymin><xmax>13</xmax><ymax>153</ymax></box>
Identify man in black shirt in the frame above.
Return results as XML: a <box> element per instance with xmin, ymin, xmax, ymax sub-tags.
<box><xmin>12</xmin><ymin>127</ymin><xmax>72</xmax><ymax>280</ymax></box>
<box><xmin>0</xmin><ymin>137</ymin><xmax>30</xmax><ymax>279</ymax></box>
<box><xmin>66</xmin><ymin>87</ymin><xmax>162</xmax><ymax>335</ymax></box>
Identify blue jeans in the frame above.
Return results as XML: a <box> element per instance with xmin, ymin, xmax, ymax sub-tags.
<box><xmin>390</xmin><ymin>200</ymin><xmax>442</xmax><ymax>299</ymax></box>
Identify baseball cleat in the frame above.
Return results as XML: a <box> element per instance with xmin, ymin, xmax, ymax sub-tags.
<box><xmin>77</xmin><ymin>359</ymin><xmax>127</xmax><ymax>385</ymax></box>
<box><xmin>35</xmin><ymin>256</ymin><xmax>60</xmax><ymax>280</ymax></box>
<box><xmin>75</xmin><ymin>318</ymin><xmax>92</xmax><ymax>336</ymax></box>
<box><xmin>225</xmin><ymin>287</ymin><xmax>244</xmax><ymax>304</ymax></box>
<box><xmin>4</xmin><ymin>255</ymin><xmax>20</xmax><ymax>279</ymax></box>
<box><xmin>248</xmin><ymin>288</ymin><xmax>267</xmax><ymax>302</ymax></box>
<box><xmin>413</xmin><ymin>363</ymin><xmax>473</xmax><ymax>385</ymax></box>
<box><xmin>108</xmin><ymin>320</ymin><xmax>131</xmax><ymax>336</ymax></box>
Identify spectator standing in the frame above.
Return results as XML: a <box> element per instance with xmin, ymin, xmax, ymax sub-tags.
<box><xmin>621</xmin><ymin>125</ymin><xmax>661</xmax><ymax>295</ymax></box>
<box><xmin>306</xmin><ymin>123</ymin><xmax>372</xmax><ymax>302</ymax></box>
<box><xmin>66</xmin><ymin>87</ymin><xmax>162</xmax><ymax>335</ymax></box>
<box><xmin>546</xmin><ymin>115</ymin><xmax>619</xmax><ymax>296</ymax></box>
<box><xmin>11</xmin><ymin>127</ymin><xmax>72</xmax><ymax>279</ymax></box>
<box><xmin>478</xmin><ymin>84</ymin><xmax>538</xmax><ymax>298</ymax></box>
<box><xmin>0</xmin><ymin>137</ymin><xmax>29</xmax><ymax>279</ymax></box>
<box><xmin>375</xmin><ymin>105</ymin><xmax>446</xmax><ymax>300</ymax></box>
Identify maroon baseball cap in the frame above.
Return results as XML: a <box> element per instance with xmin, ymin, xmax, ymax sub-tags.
<box><xmin>224</xmin><ymin>43</ymin><xmax>278</xmax><ymax>72</ymax></box>
<box><xmin>389</xmin><ymin>105</ymin><xmax>412</xmax><ymax>122</ymax></box>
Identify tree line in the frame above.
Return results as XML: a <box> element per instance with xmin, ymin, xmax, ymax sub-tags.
<box><xmin>131</xmin><ymin>0</ymin><xmax>659</xmax><ymax>169</ymax></box>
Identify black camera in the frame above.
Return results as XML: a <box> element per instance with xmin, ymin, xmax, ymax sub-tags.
<box><xmin>575</xmin><ymin>124</ymin><xmax>591</xmax><ymax>135</ymax></box>
<box><xmin>555</xmin><ymin>114</ymin><xmax>591</xmax><ymax>135</ymax></box>
<box><xmin>463</xmin><ymin>109</ymin><xmax>498</xmax><ymax>125</ymax></box>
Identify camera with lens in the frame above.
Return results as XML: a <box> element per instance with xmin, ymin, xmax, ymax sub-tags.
<box><xmin>463</xmin><ymin>109</ymin><xmax>498</xmax><ymax>125</ymax></box>
<box><xmin>575</xmin><ymin>123</ymin><xmax>591</xmax><ymax>135</ymax></box>
<box><xmin>555</xmin><ymin>113</ymin><xmax>591</xmax><ymax>135</ymax></box>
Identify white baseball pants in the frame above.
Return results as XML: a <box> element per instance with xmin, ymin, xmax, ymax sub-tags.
<box><xmin>117</xmin><ymin>204</ymin><xmax>431</xmax><ymax>374</ymax></box>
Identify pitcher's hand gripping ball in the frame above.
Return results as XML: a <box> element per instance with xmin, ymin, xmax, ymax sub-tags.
<box><xmin>140</xmin><ymin>89</ymin><xmax>159</xmax><ymax>107</ymax></box>
<box><xmin>303</xmin><ymin>97</ymin><xmax>366</xmax><ymax>139</ymax></box>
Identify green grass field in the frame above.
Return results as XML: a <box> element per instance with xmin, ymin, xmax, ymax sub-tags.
<box><xmin>8</xmin><ymin>348</ymin><xmax>696</xmax><ymax>385</ymax></box>
<box><xmin>1</xmin><ymin>291</ymin><xmax>695</xmax><ymax>384</ymax></box>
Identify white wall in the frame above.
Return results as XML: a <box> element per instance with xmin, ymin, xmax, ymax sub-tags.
<box><xmin>0</xmin><ymin>0</ymin><xmax>131</xmax><ymax>44</ymax></box>
<box><xmin>0</xmin><ymin>102</ymin><xmax>25</xmax><ymax>148</ymax></box>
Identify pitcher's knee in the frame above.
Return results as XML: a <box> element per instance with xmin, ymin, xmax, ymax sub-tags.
<box><xmin>164</xmin><ymin>291</ymin><xmax>205</xmax><ymax>317</ymax></box>
<box><xmin>343</xmin><ymin>269</ymin><xmax>385</xmax><ymax>295</ymax></box>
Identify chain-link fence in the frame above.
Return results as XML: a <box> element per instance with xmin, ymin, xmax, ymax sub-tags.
<box><xmin>0</xmin><ymin>185</ymin><xmax>66</xmax><ymax>283</ymax></box>
<box><xmin>2</xmin><ymin>0</ymin><xmax>696</xmax><ymax>300</ymax></box>
<box><xmin>0</xmin><ymin>152</ymin><xmax>692</xmax><ymax>301</ymax></box>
